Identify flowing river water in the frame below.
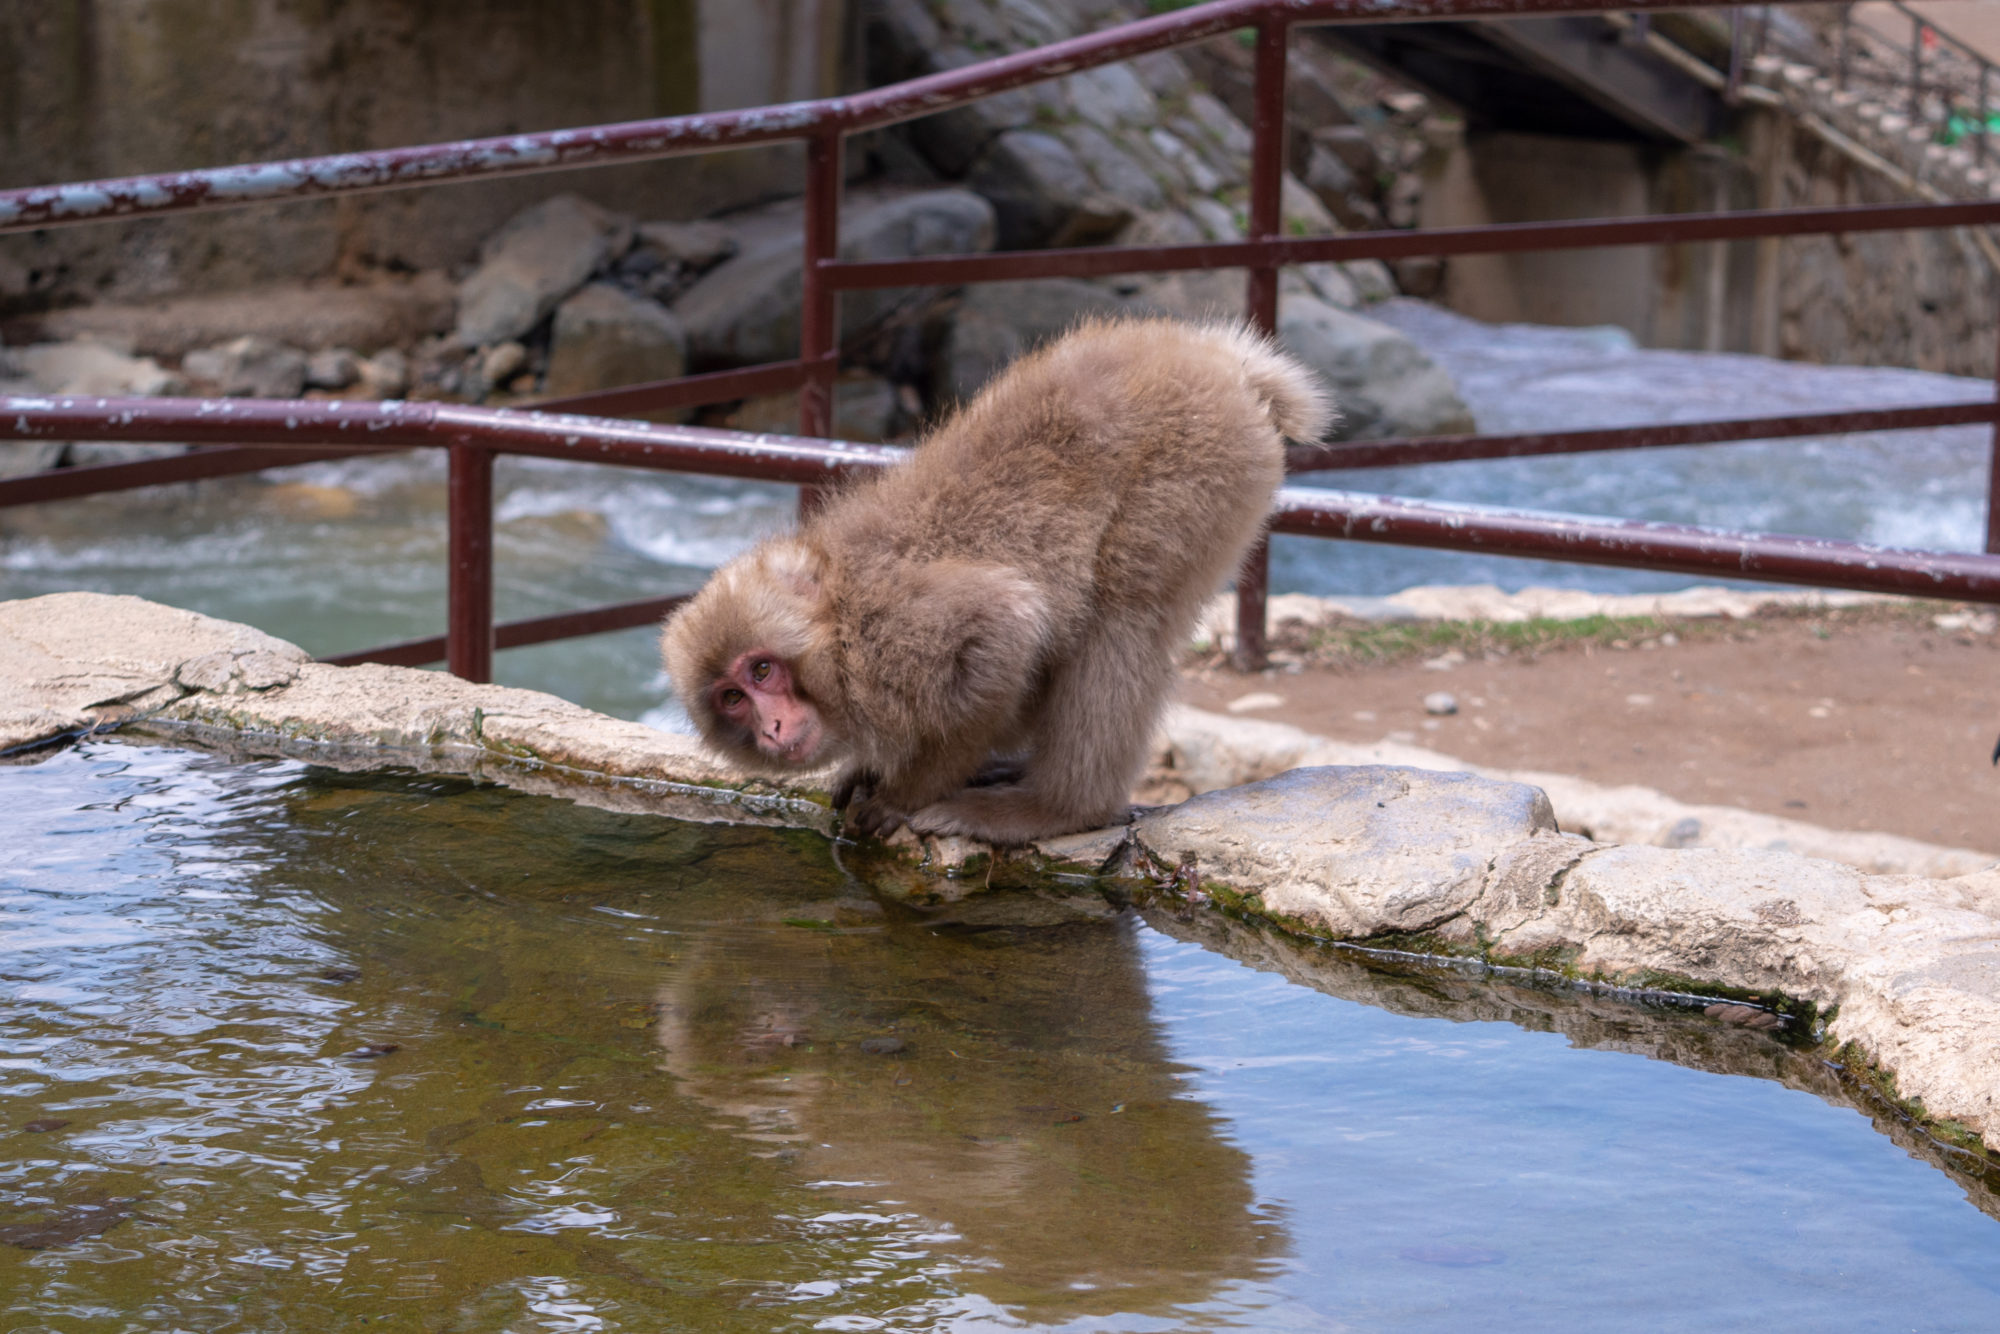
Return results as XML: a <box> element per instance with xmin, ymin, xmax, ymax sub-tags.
<box><xmin>1</xmin><ymin>301</ymin><xmax>1992</xmax><ymax>723</ymax></box>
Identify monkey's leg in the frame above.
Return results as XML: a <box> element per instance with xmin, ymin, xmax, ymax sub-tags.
<box><xmin>908</xmin><ymin>620</ymin><xmax>1171</xmax><ymax>843</ymax></box>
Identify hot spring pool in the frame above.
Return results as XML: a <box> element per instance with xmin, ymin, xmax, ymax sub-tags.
<box><xmin>6</xmin><ymin>739</ymin><xmax>2000</xmax><ymax>1330</ymax></box>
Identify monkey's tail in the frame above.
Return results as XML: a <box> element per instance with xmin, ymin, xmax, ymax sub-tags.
<box><xmin>1212</xmin><ymin>322</ymin><xmax>1339</xmax><ymax>444</ymax></box>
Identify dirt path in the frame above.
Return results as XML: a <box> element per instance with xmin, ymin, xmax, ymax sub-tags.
<box><xmin>1177</xmin><ymin>604</ymin><xmax>2000</xmax><ymax>857</ymax></box>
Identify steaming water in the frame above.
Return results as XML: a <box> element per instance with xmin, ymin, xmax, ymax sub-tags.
<box><xmin>6</xmin><ymin>739</ymin><xmax>2000</xmax><ymax>1331</ymax></box>
<box><xmin>0</xmin><ymin>303</ymin><xmax>1988</xmax><ymax>719</ymax></box>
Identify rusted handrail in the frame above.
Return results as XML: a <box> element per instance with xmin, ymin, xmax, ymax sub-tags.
<box><xmin>0</xmin><ymin>0</ymin><xmax>1789</xmax><ymax>237</ymax></box>
<box><xmin>10</xmin><ymin>394</ymin><xmax>1989</xmax><ymax>675</ymax></box>
<box><xmin>4</xmin><ymin>0</ymin><xmax>1998</xmax><ymax>680</ymax></box>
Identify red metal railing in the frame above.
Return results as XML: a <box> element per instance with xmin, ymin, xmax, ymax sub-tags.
<box><xmin>5</xmin><ymin>0</ymin><xmax>2000</xmax><ymax>683</ymax></box>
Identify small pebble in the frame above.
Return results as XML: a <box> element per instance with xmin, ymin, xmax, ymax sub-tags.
<box><xmin>859</xmin><ymin>1036</ymin><xmax>906</xmax><ymax>1056</ymax></box>
<box><xmin>1423</xmin><ymin>691</ymin><xmax>1458</xmax><ymax>716</ymax></box>
<box><xmin>343</xmin><ymin>1043</ymin><xmax>401</xmax><ymax>1060</ymax></box>
<box><xmin>1225</xmin><ymin>691</ymin><xmax>1286</xmax><ymax>714</ymax></box>
<box><xmin>22</xmin><ymin>1119</ymin><xmax>70</xmax><ymax>1134</ymax></box>
<box><xmin>319</xmin><ymin>967</ymin><xmax>361</xmax><ymax>983</ymax></box>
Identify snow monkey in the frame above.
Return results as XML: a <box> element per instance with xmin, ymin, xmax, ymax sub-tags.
<box><xmin>661</xmin><ymin>318</ymin><xmax>1334</xmax><ymax>844</ymax></box>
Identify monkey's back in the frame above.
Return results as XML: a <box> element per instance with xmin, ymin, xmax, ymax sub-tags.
<box><xmin>820</xmin><ymin>318</ymin><xmax>1301</xmax><ymax>642</ymax></box>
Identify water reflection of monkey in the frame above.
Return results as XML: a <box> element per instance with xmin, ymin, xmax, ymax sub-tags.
<box><xmin>663</xmin><ymin>319</ymin><xmax>1332</xmax><ymax>844</ymax></box>
<box><xmin>653</xmin><ymin>896</ymin><xmax>1276</xmax><ymax>1317</ymax></box>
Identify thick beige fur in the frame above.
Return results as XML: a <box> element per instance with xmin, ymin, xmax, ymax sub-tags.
<box><xmin>663</xmin><ymin>316</ymin><xmax>1332</xmax><ymax>843</ymax></box>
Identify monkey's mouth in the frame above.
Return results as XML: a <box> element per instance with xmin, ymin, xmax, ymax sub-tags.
<box><xmin>760</xmin><ymin>725</ymin><xmax>823</xmax><ymax>767</ymax></box>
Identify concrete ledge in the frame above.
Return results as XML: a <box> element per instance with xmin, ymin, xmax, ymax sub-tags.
<box><xmin>4</xmin><ymin>590</ymin><xmax>1998</xmax><ymax>1154</ymax></box>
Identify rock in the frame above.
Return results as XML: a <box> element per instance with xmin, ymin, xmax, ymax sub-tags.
<box><xmin>1062</xmin><ymin>124</ymin><xmax>1168</xmax><ymax>213</ymax></box>
<box><xmin>937</xmin><ymin>278</ymin><xmax>1137</xmax><ymax>404</ymax></box>
<box><xmin>455</xmin><ymin>194</ymin><xmax>628</xmax><ymax>348</ymax></box>
<box><xmin>0</xmin><ymin>442</ymin><xmax>67</xmax><ymax>478</ymax></box>
<box><xmin>674</xmin><ymin>187</ymin><xmax>996</xmax><ymax>370</ymax></box>
<box><xmin>634</xmin><ymin>220</ymin><xmax>737</xmax><ymax>271</ymax></box>
<box><xmin>478</xmin><ymin>340</ymin><xmax>529</xmax><ymax>392</ymax></box>
<box><xmin>64</xmin><ymin>443</ymin><xmax>188</xmax><ymax>467</ymax></box>
<box><xmin>1424</xmin><ymin>691</ymin><xmax>1458</xmax><ymax>716</ymax></box>
<box><xmin>1065</xmin><ymin>63</ymin><xmax>1159</xmax><ymax>130</ymax></box>
<box><xmin>965</xmin><ymin>130</ymin><xmax>1128</xmax><ymax>251</ymax></box>
<box><xmin>542</xmin><ymin>284</ymin><xmax>687</xmax><ymax>401</ymax></box>
<box><xmin>725</xmin><ymin>374</ymin><xmax>900</xmax><ymax>442</ymax></box>
<box><xmin>181</xmin><ymin>335</ymin><xmax>308</xmax><ymax>398</ymax></box>
<box><xmin>1144</xmin><ymin>128</ymin><xmax>1220</xmax><ymax>195</ymax></box>
<box><xmin>8</xmin><ymin>275</ymin><xmax>455</xmax><ymax>362</ymax></box>
<box><xmin>355</xmin><ymin>349</ymin><xmax>410</xmax><ymax>399</ymax></box>
<box><xmin>1302</xmin><ymin>144</ymin><xmax>1383</xmax><ymax>231</ymax></box>
<box><xmin>304</xmin><ymin>348</ymin><xmax>361</xmax><ymax>391</ymax></box>
<box><xmin>11</xmin><ymin>340</ymin><xmax>183</xmax><ymax>396</ymax></box>
<box><xmin>1278</xmin><ymin>294</ymin><xmax>1475</xmax><ymax>441</ymax></box>
<box><xmin>858</xmin><ymin>1036</ymin><xmax>907</xmax><ymax>1055</ymax></box>
<box><xmin>0</xmin><ymin>593</ymin><xmax>308</xmax><ymax>739</ymax></box>
<box><xmin>1132</xmin><ymin>765</ymin><xmax>1559</xmax><ymax>939</ymax></box>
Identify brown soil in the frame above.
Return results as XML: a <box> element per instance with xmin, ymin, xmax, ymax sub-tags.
<box><xmin>1177</xmin><ymin>605</ymin><xmax>2000</xmax><ymax>857</ymax></box>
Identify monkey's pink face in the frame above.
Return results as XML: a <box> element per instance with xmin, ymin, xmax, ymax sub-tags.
<box><xmin>710</xmin><ymin>651</ymin><xmax>824</xmax><ymax>767</ymax></box>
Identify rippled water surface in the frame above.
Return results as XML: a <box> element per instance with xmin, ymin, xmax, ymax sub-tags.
<box><xmin>7</xmin><ymin>740</ymin><xmax>2000</xmax><ymax>1330</ymax></box>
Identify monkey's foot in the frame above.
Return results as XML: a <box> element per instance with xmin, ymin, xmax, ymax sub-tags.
<box><xmin>906</xmin><ymin>786</ymin><xmax>1114</xmax><ymax>846</ymax></box>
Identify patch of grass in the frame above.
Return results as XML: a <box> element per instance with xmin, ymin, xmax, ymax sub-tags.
<box><xmin>1305</xmin><ymin>612</ymin><xmax>1678</xmax><ymax>666</ymax></box>
<box><xmin>1186</xmin><ymin>597</ymin><xmax>1982</xmax><ymax>674</ymax></box>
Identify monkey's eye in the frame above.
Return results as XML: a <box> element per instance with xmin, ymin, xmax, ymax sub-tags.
<box><xmin>719</xmin><ymin>688</ymin><xmax>746</xmax><ymax>709</ymax></box>
<box><xmin>750</xmin><ymin>659</ymin><xmax>772</xmax><ymax>683</ymax></box>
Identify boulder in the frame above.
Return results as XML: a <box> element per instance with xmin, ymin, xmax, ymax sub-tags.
<box><xmin>937</xmin><ymin>278</ymin><xmax>1138</xmax><ymax>404</ymax></box>
<box><xmin>634</xmin><ymin>220</ymin><xmax>738</xmax><ymax>271</ymax></box>
<box><xmin>674</xmin><ymin>187</ymin><xmax>996</xmax><ymax>370</ymax></box>
<box><xmin>1062</xmin><ymin>124</ymin><xmax>1168</xmax><ymax>213</ymax></box>
<box><xmin>6</xmin><ymin>274</ymin><xmax>454</xmax><ymax>361</ymax></box>
<box><xmin>10</xmin><ymin>340</ymin><xmax>183</xmax><ymax>396</ymax></box>
<box><xmin>1064</xmin><ymin>62</ymin><xmax>1159</xmax><ymax>130</ymax></box>
<box><xmin>354</xmin><ymin>349</ymin><xmax>410</xmax><ymax>399</ymax></box>
<box><xmin>543</xmin><ymin>283</ymin><xmax>689</xmax><ymax>401</ymax></box>
<box><xmin>181</xmin><ymin>335</ymin><xmax>308</xmax><ymax>398</ymax></box>
<box><xmin>455</xmin><ymin>194</ymin><xmax>629</xmax><ymax>348</ymax></box>
<box><xmin>1132</xmin><ymin>765</ymin><xmax>1560</xmax><ymax>939</ymax></box>
<box><xmin>0</xmin><ymin>442</ymin><xmax>67</xmax><ymax>479</ymax></box>
<box><xmin>1278</xmin><ymin>294</ymin><xmax>1474</xmax><ymax>440</ymax></box>
<box><xmin>965</xmin><ymin>130</ymin><xmax>1128</xmax><ymax>251</ymax></box>
<box><xmin>304</xmin><ymin>347</ymin><xmax>361</xmax><ymax>391</ymax></box>
<box><xmin>725</xmin><ymin>374</ymin><xmax>901</xmax><ymax>442</ymax></box>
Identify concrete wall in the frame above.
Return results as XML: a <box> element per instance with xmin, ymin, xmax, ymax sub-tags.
<box><xmin>0</xmin><ymin>0</ymin><xmax>850</xmax><ymax>308</ymax></box>
<box><xmin>1417</xmin><ymin>129</ymin><xmax>1763</xmax><ymax>355</ymax></box>
<box><xmin>1418</xmin><ymin>117</ymin><xmax>1995</xmax><ymax>375</ymax></box>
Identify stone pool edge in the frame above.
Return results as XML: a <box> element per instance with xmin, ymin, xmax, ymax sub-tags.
<box><xmin>5</xmin><ymin>590</ymin><xmax>1999</xmax><ymax>1158</ymax></box>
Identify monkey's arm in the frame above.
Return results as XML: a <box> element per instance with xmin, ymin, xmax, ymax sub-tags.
<box><xmin>838</xmin><ymin>561</ymin><xmax>1050</xmax><ymax>836</ymax></box>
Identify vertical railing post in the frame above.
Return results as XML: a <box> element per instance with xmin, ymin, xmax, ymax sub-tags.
<box><xmin>1836</xmin><ymin>4</ymin><xmax>1851</xmax><ymax>93</ymax></box>
<box><xmin>1989</xmin><ymin>298</ymin><xmax>2000</xmax><ymax>555</ymax></box>
<box><xmin>447</xmin><ymin>441</ymin><xmax>494</xmax><ymax>683</ymax></box>
<box><xmin>798</xmin><ymin>129</ymin><xmax>842</xmax><ymax>518</ymax></box>
<box><xmin>1726</xmin><ymin>7</ymin><xmax>1745</xmax><ymax>105</ymax></box>
<box><xmin>1234</xmin><ymin>16</ymin><xmax>1289</xmax><ymax>674</ymax></box>
<box><xmin>1981</xmin><ymin>63</ymin><xmax>1992</xmax><ymax>166</ymax></box>
<box><xmin>1910</xmin><ymin>18</ymin><xmax>1926</xmax><ymax>121</ymax></box>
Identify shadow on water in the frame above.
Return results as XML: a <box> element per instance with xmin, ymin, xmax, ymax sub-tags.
<box><xmin>10</xmin><ymin>739</ymin><xmax>2000</xmax><ymax>1330</ymax></box>
<box><xmin>0</xmin><ymin>741</ymin><xmax>1270</xmax><ymax>1331</ymax></box>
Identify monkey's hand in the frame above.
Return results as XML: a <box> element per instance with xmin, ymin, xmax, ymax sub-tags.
<box><xmin>830</xmin><ymin>767</ymin><xmax>879</xmax><ymax>813</ymax></box>
<box><xmin>907</xmin><ymin>786</ymin><xmax>1100</xmax><ymax>846</ymax></box>
<box><xmin>843</xmin><ymin>791</ymin><xmax>911</xmax><ymax>840</ymax></box>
